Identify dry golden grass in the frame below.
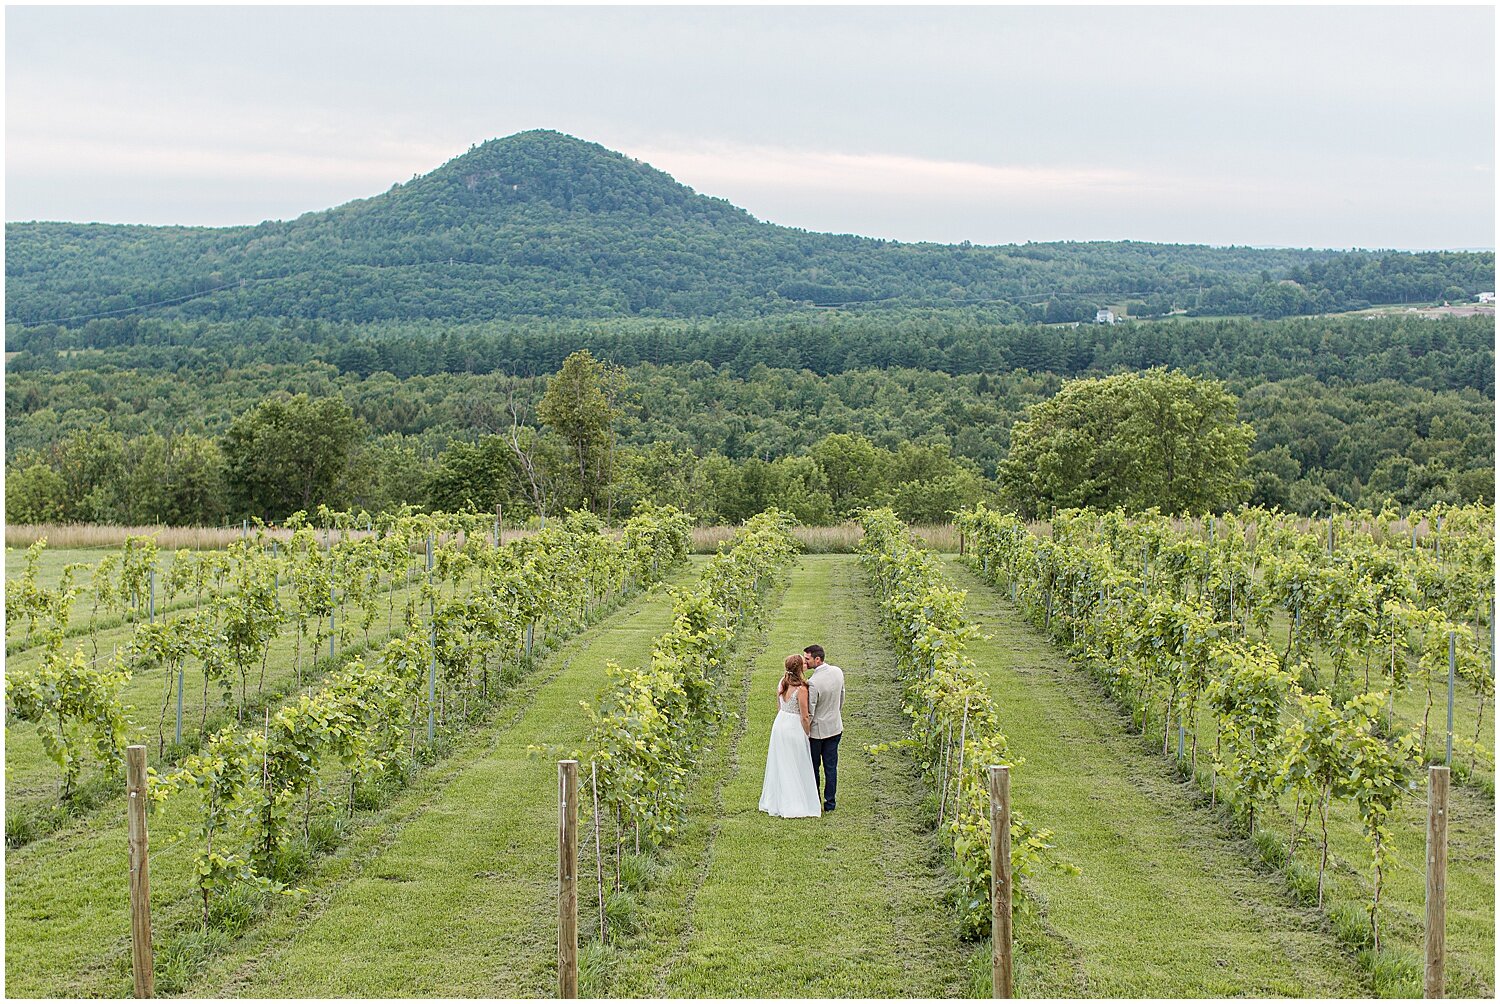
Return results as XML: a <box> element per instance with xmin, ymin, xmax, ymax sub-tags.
<box><xmin>4</xmin><ymin>523</ymin><xmax>540</xmax><ymax>551</ymax></box>
<box><xmin>12</xmin><ymin>521</ymin><xmax>961</xmax><ymax>555</ymax></box>
<box><xmin>4</xmin><ymin>523</ymin><xmax>290</xmax><ymax>550</ymax></box>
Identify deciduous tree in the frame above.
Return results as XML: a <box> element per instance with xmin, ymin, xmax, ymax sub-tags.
<box><xmin>999</xmin><ymin>368</ymin><xmax>1254</xmax><ymax>516</ymax></box>
<box><xmin>223</xmin><ymin>394</ymin><xmax>364</xmax><ymax>520</ymax></box>
<box><xmin>537</xmin><ymin>350</ymin><xmax>625</xmax><ymax>515</ymax></box>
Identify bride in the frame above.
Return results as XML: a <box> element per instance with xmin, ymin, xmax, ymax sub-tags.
<box><xmin>758</xmin><ymin>653</ymin><xmax>823</xmax><ymax>818</ymax></box>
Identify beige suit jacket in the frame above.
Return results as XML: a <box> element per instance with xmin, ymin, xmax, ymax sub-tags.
<box><xmin>807</xmin><ymin>663</ymin><xmax>845</xmax><ymax>739</ymax></box>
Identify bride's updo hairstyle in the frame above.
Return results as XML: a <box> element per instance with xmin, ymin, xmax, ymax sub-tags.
<box><xmin>778</xmin><ymin>653</ymin><xmax>808</xmax><ymax>696</ymax></box>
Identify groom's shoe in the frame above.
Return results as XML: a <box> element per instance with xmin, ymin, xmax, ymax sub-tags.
<box><xmin>824</xmin><ymin>803</ymin><xmax>836</xmax><ymax>813</ymax></box>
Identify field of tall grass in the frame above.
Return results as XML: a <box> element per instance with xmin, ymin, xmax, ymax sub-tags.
<box><xmin>5</xmin><ymin>523</ymin><xmax>285</xmax><ymax>550</ymax></box>
<box><xmin>7</xmin><ymin>510</ymin><xmax>1453</xmax><ymax>558</ymax></box>
<box><xmin>6</xmin><ymin>521</ymin><xmax>963</xmax><ymax>554</ymax></box>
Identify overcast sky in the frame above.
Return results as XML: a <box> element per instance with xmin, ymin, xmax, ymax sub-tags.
<box><xmin>5</xmin><ymin>5</ymin><xmax>1495</xmax><ymax>250</ymax></box>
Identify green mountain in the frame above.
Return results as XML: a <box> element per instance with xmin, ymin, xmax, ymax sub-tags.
<box><xmin>5</xmin><ymin>130</ymin><xmax>1492</xmax><ymax>325</ymax></box>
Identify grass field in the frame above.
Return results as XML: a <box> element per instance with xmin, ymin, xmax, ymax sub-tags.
<box><xmin>945</xmin><ymin>557</ymin><xmax>1496</xmax><ymax>997</ymax></box>
<box><xmin>5</xmin><ymin>549</ymin><xmax>1493</xmax><ymax>997</ymax></box>
<box><xmin>3</xmin><ymin>560</ymin><xmax>703</xmax><ymax>998</ymax></box>
<box><xmin>605</xmin><ymin>555</ymin><xmax>974</xmax><ymax>997</ymax></box>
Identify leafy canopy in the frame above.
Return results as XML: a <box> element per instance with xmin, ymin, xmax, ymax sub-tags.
<box><xmin>999</xmin><ymin>368</ymin><xmax>1254</xmax><ymax>516</ymax></box>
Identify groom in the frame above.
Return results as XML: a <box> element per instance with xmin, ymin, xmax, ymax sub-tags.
<box><xmin>804</xmin><ymin>644</ymin><xmax>845</xmax><ymax>813</ymax></box>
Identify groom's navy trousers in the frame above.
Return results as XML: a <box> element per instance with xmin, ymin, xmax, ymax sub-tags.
<box><xmin>809</xmin><ymin>732</ymin><xmax>841</xmax><ymax>809</ymax></box>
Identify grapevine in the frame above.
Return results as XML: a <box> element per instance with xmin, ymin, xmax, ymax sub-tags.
<box><xmin>956</xmin><ymin>501</ymin><xmax>1492</xmax><ymax>943</ymax></box>
<box><xmin>858</xmin><ymin>507</ymin><xmax>1062</xmax><ymax>937</ymax></box>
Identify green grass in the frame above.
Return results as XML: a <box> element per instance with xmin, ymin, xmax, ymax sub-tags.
<box><xmin>2</xmin><ymin>560</ymin><xmax>701</xmax><ymax>998</ymax></box>
<box><xmin>606</xmin><ymin>555</ymin><xmax>974</xmax><ymax>997</ymax></box>
<box><xmin>948</xmin><ymin>557</ymin><xmax>1496</xmax><ymax>997</ymax></box>
<box><xmin>5</xmin><ymin>545</ymin><xmax>117</xmax><ymax>592</ymax></box>
<box><xmin>5</xmin><ymin>546</ymin><xmax>223</xmax><ymax>651</ymax></box>
<box><xmin>1232</xmin><ymin>604</ymin><xmax>1495</xmax><ymax>791</ymax></box>
<box><xmin>943</xmin><ymin>556</ymin><xmax>1370</xmax><ymax>996</ymax></box>
<box><xmin>182</xmin><ymin>560</ymin><xmax>705</xmax><ymax>996</ymax></box>
<box><xmin>4</xmin><ymin>573</ymin><xmax>436</xmax><ymax>835</ymax></box>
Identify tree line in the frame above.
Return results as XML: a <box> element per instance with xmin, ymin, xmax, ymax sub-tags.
<box><xmin>8</xmin><ymin>310</ymin><xmax>1493</xmax><ymax>397</ymax></box>
<box><xmin>7</xmin><ymin>354</ymin><xmax>1491</xmax><ymax>527</ymax></box>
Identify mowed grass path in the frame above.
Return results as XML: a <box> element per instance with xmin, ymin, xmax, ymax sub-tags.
<box><xmin>195</xmin><ymin>560</ymin><xmax>704</xmax><ymax>997</ymax></box>
<box><xmin>610</xmin><ymin>555</ymin><xmax>972</xmax><ymax>997</ymax></box>
<box><xmin>942</xmin><ymin>557</ymin><xmax>1369</xmax><ymax>997</ymax></box>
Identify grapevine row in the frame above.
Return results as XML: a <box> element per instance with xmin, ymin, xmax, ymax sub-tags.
<box><xmin>588</xmin><ymin>508</ymin><xmax>799</xmax><ymax>852</ymax></box>
<box><xmin>11</xmin><ymin>504</ymin><xmax>694</xmax><ymax>923</ymax></box>
<box><xmin>856</xmin><ymin>507</ymin><xmax>1060</xmax><ymax>937</ymax></box>
<box><xmin>5</xmin><ymin>506</ymin><xmax>692</xmax><ymax>808</ymax></box>
<box><xmin>954</xmin><ymin>502</ymin><xmax>1491</xmax><ymax>947</ymax></box>
<box><xmin>1060</xmin><ymin>505</ymin><xmax>1490</xmax><ymax>772</ymax></box>
<box><xmin>6</xmin><ymin>513</ymin><xmax>461</xmax><ymax>801</ymax></box>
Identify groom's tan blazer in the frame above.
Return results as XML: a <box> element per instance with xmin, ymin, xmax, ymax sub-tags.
<box><xmin>807</xmin><ymin>663</ymin><xmax>845</xmax><ymax>739</ymax></box>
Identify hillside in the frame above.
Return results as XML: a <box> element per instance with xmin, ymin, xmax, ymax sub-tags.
<box><xmin>6</xmin><ymin>130</ymin><xmax>1492</xmax><ymax>325</ymax></box>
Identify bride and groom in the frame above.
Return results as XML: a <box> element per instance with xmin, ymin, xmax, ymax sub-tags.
<box><xmin>758</xmin><ymin>644</ymin><xmax>844</xmax><ymax>818</ymax></box>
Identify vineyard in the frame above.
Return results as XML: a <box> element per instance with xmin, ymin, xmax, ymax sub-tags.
<box><xmin>5</xmin><ymin>12</ymin><xmax>1494</xmax><ymax>999</ymax></box>
<box><xmin>3</xmin><ymin>505</ymin><xmax>1495</xmax><ymax>997</ymax></box>
<box><xmin>4</xmin><ymin>504</ymin><xmax>696</xmax><ymax>994</ymax></box>
<box><xmin>955</xmin><ymin>502</ymin><xmax>1495</xmax><ymax>993</ymax></box>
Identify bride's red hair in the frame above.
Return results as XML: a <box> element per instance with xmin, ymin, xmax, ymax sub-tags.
<box><xmin>778</xmin><ymin>653</ymin><xmax>808</xmax><ymax>696</ymax></box>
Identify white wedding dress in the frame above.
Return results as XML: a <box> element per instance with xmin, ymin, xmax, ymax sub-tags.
<box><xmin>758</xmin><ymin>689</ymin><xmax>823</xmax><ymax>818</ymax></box>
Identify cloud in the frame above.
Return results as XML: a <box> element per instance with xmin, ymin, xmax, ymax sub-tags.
<box><xmin>8</xmin><ymin>138</ymin><xmax>431</xmax><ymax>186</ymax></box>
<box><xmin>623</xmin><ymin>142</ymin><xmax>1161</xmax><ymax>201</ymax></box>
<box><xmin>606</xmin><ymin>140</ymin><xmax>1490</xmax><ymax>249</ymax></box>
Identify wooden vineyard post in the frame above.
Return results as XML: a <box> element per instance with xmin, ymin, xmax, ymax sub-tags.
<box><xmin>558</xmin><ymin>759</ymin><xmax>579</xmax><ymax>999</ymax></box>
<box><xmin>990</xmin><ymin>765</ymin><xmax>1012</xmax><ymax>999</ymax></box>
<box><xmin>1425</xmin><ymin>765</ymin><xmax>1449</xmax><ymax>999</ymax></box>
<box><xmin>126</xmin><ymin>745</ymin><xmax>154</xmax><ymax>998</ymax></box>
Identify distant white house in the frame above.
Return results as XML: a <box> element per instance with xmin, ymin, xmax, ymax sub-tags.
<box><xmin>1478</xmin><ymin>291</ymin><xmax>1495</xmax><ymax>304</ymax></box>
<box><xmin>1095</xmin><ymin>309</ymin><xmax>1116</xmax><ymax>324</ymax></box>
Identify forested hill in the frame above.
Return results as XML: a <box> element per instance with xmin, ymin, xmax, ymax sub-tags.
<box><xmin>5</xmin><ymin>130</ymin><xmax>1493</xmax><ymax>326</ymax></box>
